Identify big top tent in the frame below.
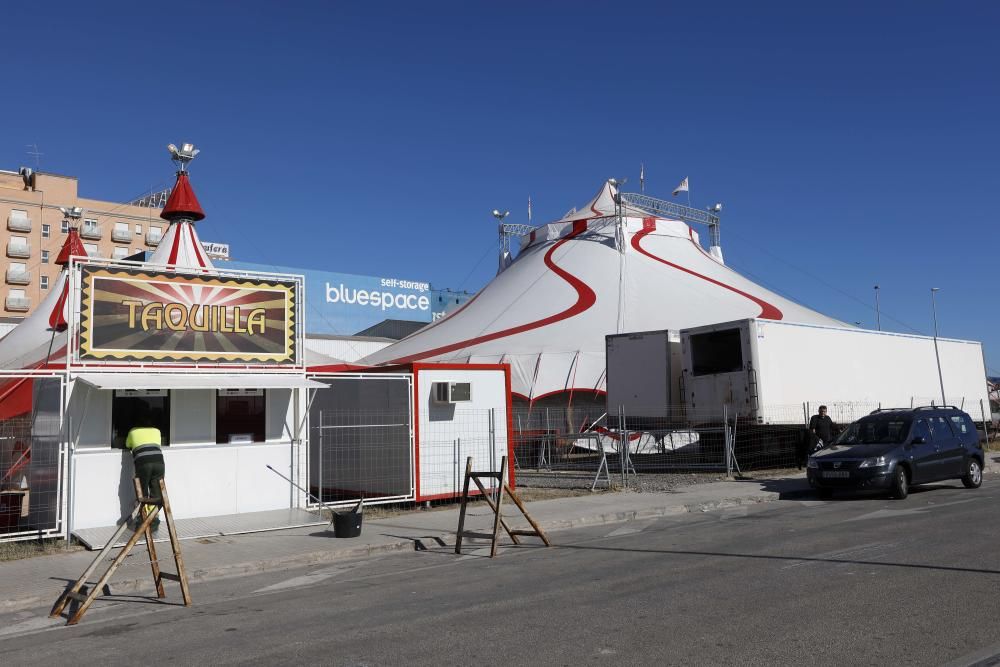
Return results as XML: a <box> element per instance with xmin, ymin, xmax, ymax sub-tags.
<box><xmin>362</xmin><ymin>180</ymin><xmax>846</xmax><ymax>410</ymax></box>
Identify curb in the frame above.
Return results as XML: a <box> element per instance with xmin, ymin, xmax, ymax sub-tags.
<box><xmin>2</xmin><ymin>485</ymin><xmax>804</xmax><ymax>614</ymax></box>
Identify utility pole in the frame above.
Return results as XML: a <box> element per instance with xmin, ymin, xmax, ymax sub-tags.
<box><xmin>930</xmin><ymin>287</ymin><xmax>946</xmax><ymax>406</ymax></box>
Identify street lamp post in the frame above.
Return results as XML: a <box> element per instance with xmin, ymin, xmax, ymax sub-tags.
<box><xmin>930</xmin><ymin>287</ymin><xmax>946</xmax><ymax>406</ymax></box>
<box><xmin>874</xmin><ymin>285</ymin><xmax>881</xmax><ymax>331</ymax></box>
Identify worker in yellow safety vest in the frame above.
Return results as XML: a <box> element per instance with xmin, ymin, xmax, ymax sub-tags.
<box><xmin>126</xmin><ymin>413</ymin><xmax>165</xmax><ymax>532</ymax></box>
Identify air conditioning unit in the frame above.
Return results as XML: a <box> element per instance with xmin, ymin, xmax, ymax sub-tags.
<box><xmin>432</xmin><ymin>382</ymin><xmax>473</xmax><ymax>403</ymax></box>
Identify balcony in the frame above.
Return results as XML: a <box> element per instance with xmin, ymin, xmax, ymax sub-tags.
<box><xmin>6</xmin><ymin>242</ymin><xmax>30</xmax><ymax>259</ymax></box>
<box><xmin>7</xmin><ymin>212</ymin><xmax>31</xmax><ymax>233</ymax></box>
<box><xmin>5</xmin><ymin>269</ymin><xmax>30</xmax><ymax>285</ymax></box>
<box><xmin>111</xmin><ymin>228</ymin><xmax>133</xmax><ymax>243</ymax></box>
<box><xmin>146</xmin><ymin>231</ymin><xmax>162</xmax><ymax>246</ymax></box>
<box><xmin>80</xmin><ymin>225</ymin><xmax>102</xmax><ymax>240</ymax></box>
<box><xmin>5</xmin><ymin>296</ymin><xmax>30</xmax><ymax>312</ymax></box>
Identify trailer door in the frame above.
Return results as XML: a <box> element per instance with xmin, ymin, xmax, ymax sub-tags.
<box><xmin>685</xmin><ymin>327</ymin><xmax>753</xmax><ymax>414</ymax></box>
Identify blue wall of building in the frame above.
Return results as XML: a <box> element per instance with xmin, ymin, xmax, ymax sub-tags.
<box><xmin>227</xmin><ymin>261</ymin><xmax>471</xmax><ymax>336</ymax></box>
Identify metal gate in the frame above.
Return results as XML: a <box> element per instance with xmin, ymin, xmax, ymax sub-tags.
<box><xmin>306</xmin><ymin>374</ymin><xmax>415</xmax><ymax>507</ymax></box>
<box><xmin>0</xmin><ymin>372</ymin><xmax>67</xmax><ymax>542</ymax></box>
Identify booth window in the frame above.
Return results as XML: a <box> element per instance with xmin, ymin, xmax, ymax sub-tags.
<box><xmin>111</xmin><ymin>390</ymin><xmax>170</xmax><ymax>449</ymax></box>
<box><xmin>216</xmin><ymin>389</ymin><xmax>265</xmax><ymax>444</ymax></box>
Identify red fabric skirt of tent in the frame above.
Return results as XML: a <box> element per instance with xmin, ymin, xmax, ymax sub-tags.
<box><xmin>0</xmin><ymin>377</ymin><xmax>32</xmax><ymax>420</ymax></box>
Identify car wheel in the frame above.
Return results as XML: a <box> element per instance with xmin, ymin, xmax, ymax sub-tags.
<box><xmin>889</xmin><ymin>466</ymin><xmax>909</xmax><ymax>500</ymax></box>
<box><xmin>962</xmin><ymin>458</ymin><xmax>983</xmax><ymax>489</ymax></box>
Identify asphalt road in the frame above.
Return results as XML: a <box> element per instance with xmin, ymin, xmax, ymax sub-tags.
<box><xmin>4</xmin><ymin>480</ymin><xmax>1000</xmax><ymax>666</ymax></box>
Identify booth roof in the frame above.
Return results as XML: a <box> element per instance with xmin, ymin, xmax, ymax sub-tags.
<box><xmin>75</xmin><ymin>373</ymin><xmax>326</xmax><ymax>390</ymax></box>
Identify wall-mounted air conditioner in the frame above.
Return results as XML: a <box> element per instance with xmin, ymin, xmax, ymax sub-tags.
<box><xmin>432</xmin><ymin>382</ymin><xmax>473</xmax><ymax>403</ymax></box>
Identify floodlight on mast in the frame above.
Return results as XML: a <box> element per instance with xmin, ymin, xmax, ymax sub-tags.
<box><xmin>167</xmin><ymin>142</ymin><xmax>200</xmax><ymax>172</ymax></box>
<box><xmin>58</xmin><ymin>206</ymin><xmax>84</xmax><ymax>222</ymax></box>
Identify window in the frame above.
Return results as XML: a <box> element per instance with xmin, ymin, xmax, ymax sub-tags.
<box><xmin>690</xmin><ymin>329</ymin><xmax>744</xmax><ymax>376</ymax></box>
<box><xmin>9</xmin><ymin>262</ymin><xmax>25</xmax><ymax>274</ymax></box>
<box><xmin>135</xmin><ymin>224</ymin><xmax>142</xmax><ymax>235</ymax></box>
<box><xmin>216</xmin><ymin>389</ymin><xmax>266</xmax><ymax>444</ymax></box>
<box><xmin>114</xmin><ymin>222</ymin><xmax>128</xmax><ymax>232</ymax></box>
<box><xmin>41</xmin><ymin>250</ymin><xmax>49</xmax><ymax>264</ymax></box>
<box><xmin>111</xmin><ymin>390</ymin><xmax>170</xmax><ymax>449</ymax></box>
<box><xmin>950</xmin><ymin>414</ymin><xmax>976</xmax><ymax>437</ymax></box>
<box><xmin>929</xmin><ymin>416</ymin><xmax>954</xmax><ymax>441</ymax></box>
<box><xmin>83</xmin><ymin>219</ymin><xmax>99</xmax><ymax>231</ymax></box>
<box><xmin>112</xmin><ymin>246</ymin><xmax>129</xmax><ymax>259</ymax></box>
<box><xmin>42</xmin><ymin>223</ymin><xmax>50</xmax><ymax>238</ymax></box>
<box><xmin>8</xmin><ymin>288</ymin><xmax>25</xmax><ymax>299</ymax></box>
<box><xmin>61</xmin><ymin>220</ymin><xmax>69</xmax><ymax>234</ymax></box>
<box><xmin>40</xmin><ymin>275</ymin><xmax>49</xmax><ymax>290</ymax></box>
<box><xmin>83</xmin><ymin>243</ymin><xmax>99</xmax><ymax>257</ymax></box>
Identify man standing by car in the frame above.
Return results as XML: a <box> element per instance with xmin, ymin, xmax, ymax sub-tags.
<box><xmin>809</xmin><ymin>405</ymin><xmax>837</xmax><ymax>451</ymax></box>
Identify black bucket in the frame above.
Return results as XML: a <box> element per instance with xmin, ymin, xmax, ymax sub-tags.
<box><xmin>332</xmin><ymin>510</ymin><xmax>363</xmax><ymax>538</ymax></box>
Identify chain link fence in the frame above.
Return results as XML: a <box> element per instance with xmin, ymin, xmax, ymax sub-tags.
<box><xmin>510</xmin><ymin>399</ymin><xmax>992</xmax><ymax>486</ymax></box>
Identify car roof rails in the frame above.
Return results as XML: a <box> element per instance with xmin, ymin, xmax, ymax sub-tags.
<box><xmin>868</xmin><ymin>407</ymin><xmax>908</xmax><ymax>415</ymax></box>
<box><xmin>913</xmin><ymin>405</ymin><xmax>961</xmax><ymax>411</ymax></box>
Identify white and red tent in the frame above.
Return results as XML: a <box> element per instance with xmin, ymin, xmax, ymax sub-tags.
<box><xmin>362</xmin><ymin>181</ymin><xmax>845</xmax><ymax>406</ymax></box>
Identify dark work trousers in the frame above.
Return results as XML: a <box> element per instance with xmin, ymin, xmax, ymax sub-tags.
<box><xmin>134</xmin><ymin>455</ymin><xmax>165</xmax><ymax>528</ymax></box>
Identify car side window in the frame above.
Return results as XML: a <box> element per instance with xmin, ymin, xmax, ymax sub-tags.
<box><xmin>913</xmin><ymin>419</ymin><xmax>931</xmax><ymax>442</ymax></box>
<box><xmin>929</xmin><ymin>416</ymin><xmax>954</xmax><ymax>441</ymax></box>
<box><xmin>948</xmin><ymin>415</ymin><xmax>970</xmax><ymax>435</ymax></box>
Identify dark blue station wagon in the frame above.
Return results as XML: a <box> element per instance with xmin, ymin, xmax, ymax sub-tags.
<box><xmin>807</xmin><ymin>406</ymin><xmax>984</xmax><ymax>499</ymax></box>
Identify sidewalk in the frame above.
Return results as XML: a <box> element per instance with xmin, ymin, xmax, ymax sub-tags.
<box><xmin>0</xmin><ymin>475</ymin><xmax>813</xmax><ymax>614</ymax></box>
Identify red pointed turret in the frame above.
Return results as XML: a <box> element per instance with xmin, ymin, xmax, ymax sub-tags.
<box><xmin>54</xmin><ymin>228</ymin><xmax>87</xmax><ymax>267</ymax></box>
<box><xmin>49</xmin><ymin>229</ymin><xmax>88</xmax><ymax>330</ymax></box>
<box><xmin>160</xmin><ymin>172</ymin><xmax>205</xmax><ymax>222</ymax></box>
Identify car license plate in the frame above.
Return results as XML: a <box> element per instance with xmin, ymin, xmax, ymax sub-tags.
<box><xmin>822</xmin><ymin>470</ymin><xmax>850</xmax><ymax>478</ymax></box>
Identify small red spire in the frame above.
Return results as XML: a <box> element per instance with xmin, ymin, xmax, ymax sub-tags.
<box><xmin>54</xmin><ymin>228</ymin><xmax>87</xmax><ymax>267</ymax></box>
<box><xmin>161</xmin><ymin>172</ymin><xmax>205</xmax><ymax>222</ymax></box>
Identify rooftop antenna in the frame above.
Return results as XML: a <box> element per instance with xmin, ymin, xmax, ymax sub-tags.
<box><xmin>166</xmin><ymin>142</ymin><xmax>200</xmax><ymax>172</ymax></box>
<box><xmin>26</xmin><ymin>144</ymin><xmax>43</xmax><ymax>169</ymax></box>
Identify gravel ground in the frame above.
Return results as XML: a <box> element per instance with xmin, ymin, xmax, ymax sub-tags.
<box><xmin>515</xmin><ymin>466</ymin><xmax>804</xmax><ymax>493</ymax></box>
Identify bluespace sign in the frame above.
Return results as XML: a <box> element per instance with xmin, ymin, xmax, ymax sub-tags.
<box><xmin>228</xmin><ymin>261</ymin><xmax>470</xmax><ymax>336</ymax></box>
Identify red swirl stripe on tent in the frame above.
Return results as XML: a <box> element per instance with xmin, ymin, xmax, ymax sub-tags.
<box><xmin>386</xmin><ymin>219</ymin><xmax>598</xmax><ymax>365</ymax></box>
<box><xmin>631</xmin><ymin>218</ymin><xmax>783</xmax><ymax>320</ymax></box>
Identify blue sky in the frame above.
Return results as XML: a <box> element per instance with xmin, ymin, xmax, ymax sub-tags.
<box><xmin>4</xmin><ymin>1</ymin><xmax>998</xmax><ymax>370</ymax></box>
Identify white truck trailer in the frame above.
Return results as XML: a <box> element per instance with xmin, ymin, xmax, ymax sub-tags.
<box><xmin>679</xmin><ymin>319</ymin><xmax>991</xmax><ymax>424</ymax></box>
<box><xmin>605</xmin><ymin>330</ymin><xmax>681</xmax><ymax>422</ymax></box>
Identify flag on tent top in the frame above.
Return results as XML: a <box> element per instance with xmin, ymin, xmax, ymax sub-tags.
<box><xmin>672</xmin><ymin>177</ymin><xmax>689</xmax><ymax>196</ymax></box>
<box><xmin>528</xmin><ymin>196</ymin><xmax>532</xmax><ymax>223</ymax></box>
<box><xmin>640</xmin><ymin>164</ymin><xmax>645</xmax><ymax>193</ymax></box>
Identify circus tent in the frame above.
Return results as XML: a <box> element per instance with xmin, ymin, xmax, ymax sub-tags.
<box><xmin>362</xmin><ymin>180</ymin><xmax>845</xmax><ymax>406</ymax></box>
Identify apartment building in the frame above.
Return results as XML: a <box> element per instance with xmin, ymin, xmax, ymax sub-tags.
<box><xmin>0</xmin><ymin>168</ymin><xmax>171</xmax><ymax>317</ymax></box>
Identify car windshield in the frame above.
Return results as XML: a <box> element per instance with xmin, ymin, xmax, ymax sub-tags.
<box><xmin>834</xmin><ymin>418</ymin><xmax>912</xmax><ymax>445</ymax></box>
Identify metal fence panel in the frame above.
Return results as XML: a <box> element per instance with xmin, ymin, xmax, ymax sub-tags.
<box><xmin>1</xmin><ymin>375</ymin><xmax>66</xmax><ymax>542</ymax></box>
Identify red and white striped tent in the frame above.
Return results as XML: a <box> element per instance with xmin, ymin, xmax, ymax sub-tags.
<box><xmin>362</xmin><ymin>181</ymin><xmax>845</xmax><ymax>408</ymax></box>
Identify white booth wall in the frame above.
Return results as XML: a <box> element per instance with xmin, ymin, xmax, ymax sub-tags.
<box><xmin>69</xmin><ymin>381</ymin><xmax>301</xmax><ymax>531</ymax></box>
<box><xmin>415</xmin><ymin>367</ymin><xmax>511</xmax><ymax>500</ymax></box>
